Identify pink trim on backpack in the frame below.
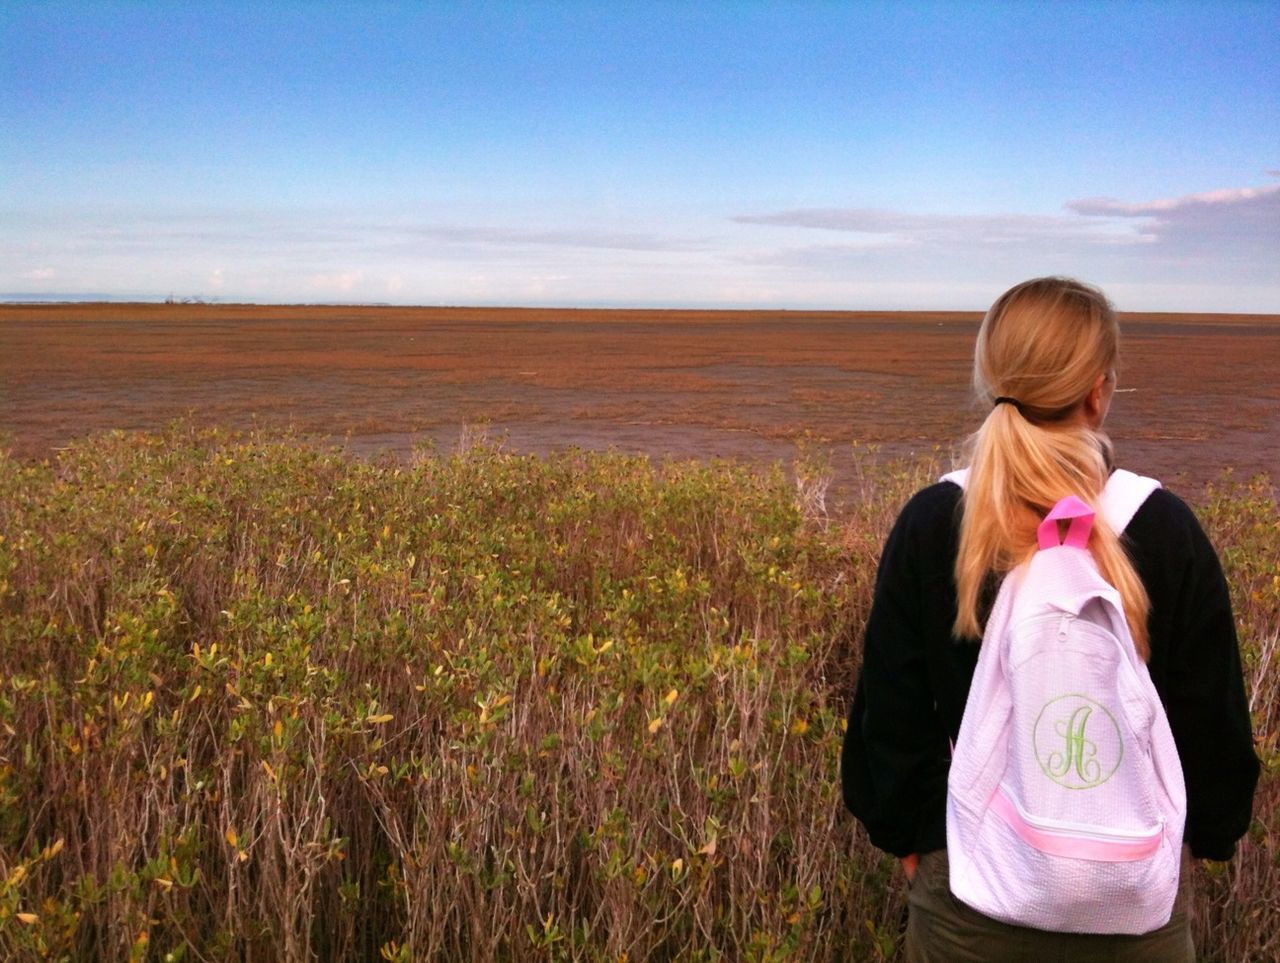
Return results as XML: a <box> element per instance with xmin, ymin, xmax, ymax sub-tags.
<box><xmin>990</xmin><ymin>788</ymin><xmax>1163</xmax><ymax>862</ymax></box>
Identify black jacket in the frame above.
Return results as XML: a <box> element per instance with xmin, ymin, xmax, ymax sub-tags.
<box><xmin>841</xmin><ymin>479</ymin><xmax>1259</xmax><ymax>861</ymax></box>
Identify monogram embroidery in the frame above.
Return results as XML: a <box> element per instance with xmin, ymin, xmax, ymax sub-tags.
<box><xmin>1033</xmin><ymin>694</ymin><xmax>1122</xmax><ymax>789</ymax></box>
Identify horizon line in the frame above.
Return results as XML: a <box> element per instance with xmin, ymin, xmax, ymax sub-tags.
<box><xmin>4</xmin><ymin>296</ymin><xmax>1280</xmax><ymax>320</ymax></box>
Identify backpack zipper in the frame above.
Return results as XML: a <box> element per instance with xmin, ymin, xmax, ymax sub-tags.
<box><xmin>992</xmin><ymin>787</ymin><xmax>1163</xmax><ymax>855</ymax></box>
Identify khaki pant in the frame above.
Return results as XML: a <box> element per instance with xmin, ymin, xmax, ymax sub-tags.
<box><xmin>904</xmin><ymin>849</ymin><xmax>1194</xmax><ymax>962</ymax></box>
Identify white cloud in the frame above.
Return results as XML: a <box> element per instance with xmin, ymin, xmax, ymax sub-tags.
<box><xmin>1067</xmin><ymin>184</ymin><xmax>1280</xmax><ymax>216</ymax></box>
<box><xmin>1065</xmin><ymin>183</ymin><xmax>1280</xmax><ymax>267</ymax></box>
<box><xmin>737</xmin><ymin>181</ymin><xmax>1280</xmax><ymax>255</ymax></box>
<box><xmin>2</xmin><ymin>211</ymin><xmax>705</xmax><ymax>277</ymax></box>
<box><xmin>734</xmin><ymin>207</ymin><xmax>1146</xmax><ymax>248</ymax></box>
<box><xmin>393</xmin><ymin>224</ymin><xmax>703</xmax><ymax>253</ymax></box>
<box><xmin>307</xmin><ymin>270</ymin><xmax>364</xmax><ymax>293</ymax></box>
<box><xmin>2</xmin><ymin>178</ymin><xmax>1276</xmax><ymax>310</ymax></box>
<box><xmin>732</xmin><ymin>179</ymin><xmax>1280</xmax><ymax>300</ymax></box>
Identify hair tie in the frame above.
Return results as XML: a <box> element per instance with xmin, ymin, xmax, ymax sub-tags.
<box><xmin>993</xmin><ymin>396</ymin><xmax>1024</xmax><ymax>412</ymax></box>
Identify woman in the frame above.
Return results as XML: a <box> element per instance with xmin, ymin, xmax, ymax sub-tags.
<box><xmin>841</xmin><ymin>277</ymin><xmax>1258</xmax><ymax>960</ymax></box>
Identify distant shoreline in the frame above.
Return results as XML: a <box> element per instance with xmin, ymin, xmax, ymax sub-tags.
<box><xmin>3</xmin><ymin>300</ymin><xmax>1278</xmax><ymax>327</ymax></box>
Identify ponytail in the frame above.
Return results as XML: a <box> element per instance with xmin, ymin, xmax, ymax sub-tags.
<box><xmin>954</xmin><ymin>278</ymin><xmax>1151</xmax><ymax>659</ymax></box>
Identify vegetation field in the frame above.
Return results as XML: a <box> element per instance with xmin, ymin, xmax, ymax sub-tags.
<box><xmin>0</xmin><ymin>424</ymin><xmax>1276</xmax><ymax>960</ymax></box>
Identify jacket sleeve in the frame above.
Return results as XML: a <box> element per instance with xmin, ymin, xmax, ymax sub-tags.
<box><xmin>841</xmin><ymin>494</ymin><xmax>950</xmax><ymax>856</ymax></box>
<box><xmin>1157</xmin><ymin>498</ymin><xmax>1260</xmax><ymax>861</ymax></box>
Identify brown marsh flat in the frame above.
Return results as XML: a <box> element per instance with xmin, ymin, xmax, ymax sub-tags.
<box><xmin>2</xmin><ymin>302</ymin><xmax>1276</xmax><ymax>498</ymax></box>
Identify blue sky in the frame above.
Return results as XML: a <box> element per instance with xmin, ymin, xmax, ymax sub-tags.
<box><xmin>2</xmin><ymin>1</ymin><xmax>1277</xmax><ymax>310</ymax></box>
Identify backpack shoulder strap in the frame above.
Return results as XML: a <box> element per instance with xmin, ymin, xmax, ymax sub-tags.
<box><xmin>940</xmin><ymin>467</ymin><xmax>1160</xmax><ymax>536</ymax></box>
<box><xmin>1099</xmin><ymin>469</ymin><xmax>1161</xmax><ymax>535</ymax></box>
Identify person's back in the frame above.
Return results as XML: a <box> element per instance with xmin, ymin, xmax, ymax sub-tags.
<box><xmin>840</xmin><ymin>277</ymin><xmax>1259</xmax><ymax>961</ymax></box>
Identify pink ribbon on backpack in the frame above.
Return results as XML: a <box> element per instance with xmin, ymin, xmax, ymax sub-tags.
<box><xmin>1037</xmin><ymin>495</ymin><xmax>1095</xmax><ymax>550</ymax></box>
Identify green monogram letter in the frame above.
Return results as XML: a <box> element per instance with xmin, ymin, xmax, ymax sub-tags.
<box><xmin>1034</xmin><ymin>695</ymin><xmax>1121</xmax><ymax>789</ymax></box>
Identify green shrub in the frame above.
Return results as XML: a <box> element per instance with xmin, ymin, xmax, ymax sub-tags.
<box><xmin>0</xmin><ymin>424</ymin><xmax>1273</xmax><ymax>960</ymax></box>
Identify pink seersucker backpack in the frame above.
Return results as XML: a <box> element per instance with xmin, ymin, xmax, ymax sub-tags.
<box><xmin>940</xmin><ymin>468</ymin><xmax>1186</xmax><ymax>935</ymax></box>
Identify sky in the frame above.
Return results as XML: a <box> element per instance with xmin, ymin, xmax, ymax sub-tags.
<box><xmin>2</xmin><ymin>0</ymin><xmax>1277</xmax><ymax>311</ymax></box>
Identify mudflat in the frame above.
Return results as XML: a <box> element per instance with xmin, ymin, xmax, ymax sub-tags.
<box><xmin>2</xmin><ymin>302</ymin><xmax>1277</xmax><ymax>494</ymax></box>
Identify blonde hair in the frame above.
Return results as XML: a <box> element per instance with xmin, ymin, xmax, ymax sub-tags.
<box><xmin>954</xmin><ymin>277</ymin><xmax>1151</xmax><ymax>658</ymax></box>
